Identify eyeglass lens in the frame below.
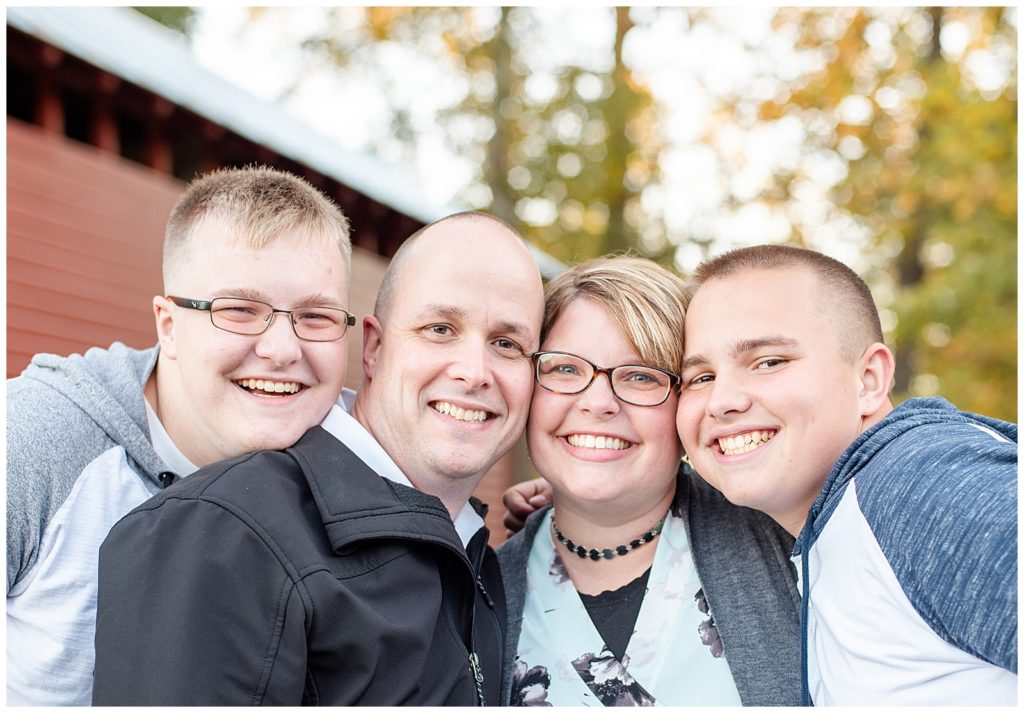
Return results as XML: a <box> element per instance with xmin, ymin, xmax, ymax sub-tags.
<box><xmin>210</xmin><ymin>297</ymin><xmax>350</xmax><ymax>341</ymax></box>
<box><xmin>535</xmin><ymin>352</ymin><xmax>673</xmax><ymax>406</ymax></box>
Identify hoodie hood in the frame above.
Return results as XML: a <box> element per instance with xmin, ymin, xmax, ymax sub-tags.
<box><xmin>21</xmin><ymin>342</ymin><xmax>167</xmax><ymax>487</ymax></box>
<box><xmin>795</xmin><ymin>397</ymin><xmax>1017</xmax><ymax>553</ymax></box>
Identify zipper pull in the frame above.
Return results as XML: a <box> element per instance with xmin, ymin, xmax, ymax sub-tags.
<box><xmin>475</xmin><ymin>576</ymin><xmax>495</xmax><ymax>608</ymax></box>
<box><xmin>468</xmin><ymin>652</ymin><xmax>485</xmax><ymax>705</ymax></box>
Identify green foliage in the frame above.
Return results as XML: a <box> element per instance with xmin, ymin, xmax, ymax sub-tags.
<box><xmin>289</xmin><ymin>7</ymin><xmax>664</xmax><ymax>265</ymax></box>
<box><xmin>747</xmin><ymin>7</ymin><xmax>1017</xmax><ymax>420</ymax></box>
<box><xmin>133</xmin><ymin>7</ymin><xmax>198</xmax><ymax>38</ymax></box>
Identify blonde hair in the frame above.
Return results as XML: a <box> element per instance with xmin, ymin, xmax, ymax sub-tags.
<box><xmin>163</xmin><ymin>165</ymin><xmax>352</xmax><ymax>289</ymax></box>
<box><xmin>543</xmin><ymin>255</ymin><xmax>689</xmax><ymax>374</ymax></box>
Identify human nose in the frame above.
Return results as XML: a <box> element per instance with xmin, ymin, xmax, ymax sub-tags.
<box><xmin>703</xmin><ymin>371</ymin><xmax>751</xmax><ymax>419</ymax></box>
<box><xmin>253</xmin><ymin>312</ymin><xmax>303</xmax><ymax>366</ymax></box>
<box><xmin>575</xmin><ymin>370</ymin><xmax>620</xmax><ymax>418</ymax></box>
<box><xmin>447</xmin><ymin>338</ymin><xmax>492</xmax><ymax>390</ymax></box>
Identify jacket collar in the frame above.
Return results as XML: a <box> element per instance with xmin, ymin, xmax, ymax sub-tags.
<box><xmin>286</xmin><ymin>426</ymin><xmax>469</xmax><ymax>558</ymax></box>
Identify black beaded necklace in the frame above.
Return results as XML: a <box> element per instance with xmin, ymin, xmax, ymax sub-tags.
<box><xmin>550</xmin><ymin>514</ymin><xmax>667</xmax><ymax>561</ymax></box>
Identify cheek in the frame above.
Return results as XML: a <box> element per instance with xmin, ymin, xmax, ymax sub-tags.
<box><xmin>526</xmin><ymin>389</ymin><xmax>568</xmax><ymax>447</ymax></box>
<box><xmin>675</xmin><ymin>399</ymin><xmax>700</xmax><ymax>446</ymax></box>
<box><xmin>504</xmin><ymin>368</ymin><xmax>537</xmax><ymax>414</ymax></box>
<box><xmin>307</xmin><ymin>343</ymin><xmax>349</xmax><ymax>387</ymax></box>
<box><xmin>640</xmin><ymin>410</ymin><xmax>682</xmax><ymax>458</ymax></box>
<box><xmin>180</xmin><ymin>333</ymin><xmax>247</xmax><ymax>380</ymax></box>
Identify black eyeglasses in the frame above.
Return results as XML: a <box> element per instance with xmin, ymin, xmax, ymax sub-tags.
<box><xmin>532</xmin><ymin>351</ymin><xmax>680</xmax><ymax>407</ymax></box>
<box><xmin>168</xmin><ymin>296</ymin><xmax>356</xmax><ymax>342</ymax></box>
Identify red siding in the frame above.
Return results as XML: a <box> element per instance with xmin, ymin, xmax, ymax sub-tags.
<box><xmin>7</xmin><ymin>118</ymin><xmax>180</xmax><ymax>378</ymax></box>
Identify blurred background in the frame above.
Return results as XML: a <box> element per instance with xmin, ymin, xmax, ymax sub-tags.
<box><xmin>170</xmin><ymin>5</ymin><xmax>1019</xmax><ymax>420</ymax></box>
<box><xmin>7</xmin><ymin>6</ymin><xmax>1016</xmax><ymax>538</ymax></box>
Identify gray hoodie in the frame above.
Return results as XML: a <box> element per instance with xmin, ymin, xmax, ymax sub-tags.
<box><xmin>7</xmin><ymin>342</ymin><xmax>169</xmax><ymax>705</ymax></box>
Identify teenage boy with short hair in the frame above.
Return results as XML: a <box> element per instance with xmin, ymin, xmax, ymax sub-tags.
<box><xmin>676</xmin><ymin>245</ymin><xmax>1016</xmax><ymax>705</ymax></box>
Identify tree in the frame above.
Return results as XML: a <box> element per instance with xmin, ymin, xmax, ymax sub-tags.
<box><xmin>703</xmin><ymin>7</ymin><xmax>1016</xmax><ymax>419</ymax></box>
<box><xmin>261</xmin><ymin>7</ymin><xmax>665</xmax><ymax>264</ymax></box>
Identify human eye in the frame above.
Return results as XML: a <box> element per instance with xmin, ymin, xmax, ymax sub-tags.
<box><xmin>295</xmin><ymin>308</ymin><xmax>338</xmax><ymax>328</ymax></box>
<box><xmin>538</xmin><ymin>354</ymin><xmax>582</xmax><ymax>378</ymax></box>
<box><xmin>617</xmin><ymin>368</ymin><xmax>666</xmax><ymax>390</ymax></box>
<box><xmin>754</xmin><ymin>357</ymin><xmax>787</xmax><ymax>371</ymax></box>
<box><xmin>213</xmin><ymin>299</ymin><xmax>262</xmax><ymax>321</ymax></box>
<box><xmin>684</xmin><ymin>372</ymin><xmax>714</xmax><ymax>389</ymax></box>
<box><xmin>424</xmin><ymin>324</ymin><xmax>454</xmax><ymax>338</ymax></box>
<box><xmin>492</xmin><ymin>337</ymin><xmax>526</xmax><ymax>357</ymax></box>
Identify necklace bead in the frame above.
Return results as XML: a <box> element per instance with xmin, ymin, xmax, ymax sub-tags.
<box><xmin>551</xmin><ymin>513</ymin><xmax>666</xmax><ymax>560</ymax></box>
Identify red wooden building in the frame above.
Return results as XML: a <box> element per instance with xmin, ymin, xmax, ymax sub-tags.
<box><xmin>6</xmin><ymin>6</ymin><xmax>559</xmax><ymax>539</ymax></box>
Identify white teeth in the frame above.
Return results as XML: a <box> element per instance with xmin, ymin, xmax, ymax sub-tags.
<box><xmin>566</xmin><ymin>434</ymin><xmax>630</xmax><ymax>451</ymax></box>
<box><xmin>432</xmin><ymin>401</ymin><xmax>488</xmax><ymax>422</ymax></box>
<box><xmin>718</xmin><ymin>430</ymin><xmax>775</xmax><ymax>456</ymax></box>
<box><xmin>236</xmin><ymin>379</ymin><xmax>300</xmax><ymax>395</ymax></box>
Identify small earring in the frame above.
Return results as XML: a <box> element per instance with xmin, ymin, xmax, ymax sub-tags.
<box><xmin>681</xmin><ymin>453</ymin><xmax>690</xmax><ymax>466</ymax></box>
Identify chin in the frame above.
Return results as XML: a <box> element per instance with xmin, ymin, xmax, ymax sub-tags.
<box><xmin>247</xmin><ymin>430</ymin><xmax>303</xmax><ymax>454</ymax></box>
<box><xmin>433</xmin><ymin>455</ymin><xmax>493</xmax><ymax>482</ymax></box>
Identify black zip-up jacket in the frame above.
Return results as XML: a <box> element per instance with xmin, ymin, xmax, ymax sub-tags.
<box><xmin>92</xmin><ymin>426</ymin><xmax>506</xmax><ymax>705</ymax></box>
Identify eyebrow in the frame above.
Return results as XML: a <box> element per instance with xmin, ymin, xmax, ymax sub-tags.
<box><xmin>682</xmin><ymin>336</ymin><xmax>800</xmax><ymax>372</ymax></box>
<box><xmin>212</xmin><ymin>288</ymin><xmax>343</xmax><ymax>307</ymax></box>
<box><xmin>418</xmin><ymin>303</ymin><xmax>534</xmax><ymax>339</ymax></box>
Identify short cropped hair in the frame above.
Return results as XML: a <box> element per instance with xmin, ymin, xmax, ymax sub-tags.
<box><xmin>692</xmin><ymin>244</ymin><xmax>884</xmax><ymax>358</ymax></box>
<box><xmin>543</xmin><ymin>255</ymin><xmax>689</xmax><ymax>375</ymax></box>
<box><xmin>373</xmin><ymin>211</ymin><xmax>520</xmax><ymax>322</ymax></box>
<box><xmin>163</xmin><ymin>165</ymin><xmax>352</xmax><ymax>289</ymax></box>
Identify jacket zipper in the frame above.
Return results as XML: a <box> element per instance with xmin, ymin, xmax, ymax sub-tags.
<box><xmin>468</xmin><ymin>652</ymin><xmax>485</xmax><ymax>706</ymax></box>
<box><xmin>422</xmin><ymin>529</ymin><xmax>489</xmax><ymax>706</ymax></box>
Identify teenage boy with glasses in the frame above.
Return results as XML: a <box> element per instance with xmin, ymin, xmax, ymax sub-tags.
<box><xmin>6</xmin><ymin>166</ymin><xmax>354</xmax><ymax>706</ymax></box>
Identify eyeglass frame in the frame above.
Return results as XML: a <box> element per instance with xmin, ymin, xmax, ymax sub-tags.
<box><xmin>531</xmin><ymin>350</ymin><xmax>681</xmax><ymax>407</ymax></box>
<box><xmin>167</xmin><ymin>295</ymin><xmax>356</xmax><ymax>342</ymax></box>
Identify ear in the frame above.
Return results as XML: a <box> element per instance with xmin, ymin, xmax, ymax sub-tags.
<box><xmin>361</xmin><ymin>315</ymin><xmax>384</xmax><ymax>381</ymax></box>
<box><xmin>857</xmin><ymin>342</ymin><xmax>895</xmax><ymax>418</ymax></box>
<box><xmin>152</xmin><ymin>296</ymin><xmax>179</xmax><ymax>360</ymax></box>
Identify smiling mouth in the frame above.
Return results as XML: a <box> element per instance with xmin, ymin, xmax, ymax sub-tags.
<box><xmin>565</xmin><ymin>434</ymin><xmax>633</xmax><ymax>451</ymax></box>
<box><xmin>717</xmin><ymin>430</ymin><xmax>775</xmax><ymax>456</ymax></box>
<box><xmin>431</xmin><ymin>401</ymin><xmax>492</xmax><ymax>423</ymax></box>
<box><xmin>235</xmin><ymin>378</ymin><xmax>302</xmax><ymax>396</ymax></box>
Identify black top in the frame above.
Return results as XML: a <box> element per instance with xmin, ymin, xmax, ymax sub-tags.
<box><xmin>578</xmin><ymin>567</ymin><xmax>652</xmax><ymax>660</ymax></box>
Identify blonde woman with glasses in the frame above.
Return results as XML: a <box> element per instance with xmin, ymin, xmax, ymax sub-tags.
<box><xmin>499</xmin><ymin>256</ymin><xmax>801</xmax><ymax>706</ymax></box>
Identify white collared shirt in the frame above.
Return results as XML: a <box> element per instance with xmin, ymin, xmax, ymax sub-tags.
<box><xmin>320</xmin><ymin>389</ymin><xmax>484</xmax><ymax>548</ymax></box>
<box><xmin>145</xmin><ymin>399</ymin><xmax>197</xmax><ymax>478</ymax></box>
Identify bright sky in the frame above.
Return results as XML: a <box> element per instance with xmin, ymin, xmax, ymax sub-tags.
<box><xmin>188</xmin><ymin>6</ymin><xmax>1014</xmax><ymax>276</ymax></box>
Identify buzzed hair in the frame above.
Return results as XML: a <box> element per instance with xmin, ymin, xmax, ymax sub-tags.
<box><xmin>692</xmin><ymin>244</ymin><xmax>884</xmax><ymax>359</ymax></box>
<box><xmin>373</xmin><ymin>211</ymin><xmax>521</xmax><ymax>322</ymax></box>
<box><xmin>163</xmin><ymin>165</ymin><xmax>352</xmax><ymax>289</ymax></box>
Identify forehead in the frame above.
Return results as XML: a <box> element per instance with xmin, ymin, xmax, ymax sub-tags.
<box><xmin>543</xmin><ymin>298</ymin><xmax>639</xmax><ymax>357</ymax></box>
<box><xmin>685</xmin><ymin>267</ymin><xmax>826</xmax><ymax>354</ymax></box>
<box><xmin>180</xmin><ymin>219</ymin><xmax>348</xmax><ymax>296</ymax></box>
<box><xmin>391</xmin><ymin>224</ymin><xmax>542</xmax><ymax>324</ymax></box>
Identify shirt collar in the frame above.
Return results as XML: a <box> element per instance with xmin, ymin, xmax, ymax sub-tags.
<box><xmin>320</xmin><ymin>389</ymin><xmax>484</xmax><ymax>547</ymax></box>
<box><xmin>145</xmin><ymin>399</ymin><xmax>198</xmax><ymax>477</ymax></box>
